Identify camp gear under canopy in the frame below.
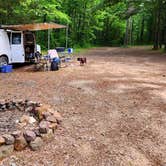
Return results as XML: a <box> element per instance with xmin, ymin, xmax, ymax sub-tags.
<box><xmin>1</xmin><ymin>23</ymin><xmax>66</xmax><ymax>31</ymax></box>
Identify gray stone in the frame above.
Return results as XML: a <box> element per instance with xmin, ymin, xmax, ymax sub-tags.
<box><xmin>29</xmin><ymin>137</ymin><xmax>43</xmax><ymax>151</ymax></box>
<box><xmin>12</xmin><ymin>131</ymin><xmax>22</xmax><ymax>138</ymax></box>
<box><xmin>33</xmin><ymin>128</ymin><xmax>41</xmax><ymax>137</ymax></box>
<box><xmin>25</xmin><ymin>106</ymin><xmax>33</xmax><ymax>112</ymax></box>
<box><xmin>39</xmin><ymin>121</ymin><xmax>50</xmax><ymax>134</ymax></box>
<box><xmin>23</xmin><ymin>130</ymin><xmax>36</xmax><ymax>142</ymax></box>
<box><xmin>42</xmin><ymin>112</ymin><xmax>51</xmax><ymax>119</ymax></box>
<box><xmin>41</xmin><ymin>129</ymin><xmax>54</xmax><ymax>141</ymax></box>
<box><xmin>10</xmin><ymin>163</ymin><xmax>17</xmax><ymax>166</ymax></box>
<box><xmin>3</xmin><ymin>134</ymin><xmax>15</xmax><ymax>145</ymax></box>
<box><xmin>52</xmin><ymin>111</ymin><xmax>63</xmax><ymax>123</ymax></box>
<box><xmin>0</xmin><ymin>145</ymin><xmax>14</xmax><ymax>159</ymax></box>
<box><xmin>46</xmin><ymin>115</ymin><xmax>57</xmax><ymax>123</ymax></box>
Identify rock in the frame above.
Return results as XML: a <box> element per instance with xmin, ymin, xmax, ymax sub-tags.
<box><xmin>19</xmin><ymin>115</ymin><xmax>30</xmax><ymax>123</ymax></box>
<box><xmin>29</xmin><ymin>116</ymin><xmax>36</xmax><ymax>124</ymax></box>
<box><xmin>42</xmin><ymin>112</ymin><xmax>51</xmax><ymax>119</ymax></box>
<box><xmin>0</xmin><ymin>145</ymin><xmax>14</xmax><ymax>159</ymax></box>
<box><xmin>35</xmin><ymin>104</ymin><xmax>51</xmax><ymax>120</ymax></box>
<box><xmin>33</xmin><ymin>128</ymin><xmax>41</xmax><ymax>137</ymax></box>
<box><xmin>0</xmin><ymin>136</ymin><xmax>5</xmax><ymax>145</ymax></box>
<box><xmin>3</xmin><ymin>134</ymin><xmax>15</xmax><ymax>145</ymax></box>
<box><xmin>39</xmin><ymin>121</ymin><xmax>50</xmax><ymax>134</ymax></box>
<box><xmin>41</xmin><ymin>129</ymin><xmax>54</xmax><ymax>141</ymax></box>
<box><xmin>46</xmin><ymin>115</ymin><xmax>57</xmax><ymax>123</ymax></box>
<box><xmin>29</xmin><ymin>137</ymin><xmax>43</xmax><ymax>151</ymax></box>
<box><xmin>14</xmin><ymin>136</ymin><xmax>28</xmax><ymax>151</ymax></box>
<box><xmin>25</xmin><ymin>100</ymin><xmax>34</xmax><ymax>107</ymax></box>
<box><xmin>53</xmin><ymin>111</ymin><xmax>63</xmax><ymax>123</ymax></box>
<box><xmin>49</xmin><ymin>123</ymin><xmax>58</xmax><ymax>132</ymax></box>
<box><xmin>25</xmin><ymin>106</ymin><xmax>33</xmax><ymax>113</ymax></box>
<box><xmin>20</xmin><ymin>115</ymin><xmax>36</xmax><ymax>124</ymax></box>
<box><xmin>10</xmin><ymin>162</ymin><xmax>17</xmax><ymax>166</ymax></box>
<box><xmin>6</xmin><ymin>101</ymin><xmax>15</xmax><ymax>110</ymax></box>
<box><xmin>18</xmin><ymin>122</ymin><xmax>27</xmax><ymax>128</ymax></box>
<box><xmin>19</xmin><ymin>115</ymin><xmax>30</xmax><ymax>124</ymax></box>
<box><xmin>1</xmin><ymin>104</ymin><xmax>6</xmax><ymax>111</ymax></box>
<box><xmin>12</xmin><ymin>131</ymin><xmax>22</xmax><ymax>138</ymax></box>
<box><xmin>23</xmin><ymin>130</ymin><xmax>36</xmax><ymax>142</ymax></box>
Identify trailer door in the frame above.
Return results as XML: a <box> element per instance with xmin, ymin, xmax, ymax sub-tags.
<box><xmin>11</xmin><ymin>32</ymin><xmax>24</xmax><ymax>63</ymax></box>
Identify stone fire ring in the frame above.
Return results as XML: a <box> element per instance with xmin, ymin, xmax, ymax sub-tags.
<box><xmin>0</xmin><ymin>100</ymin><xmax>62</xmax><ymax>160</ymax></box>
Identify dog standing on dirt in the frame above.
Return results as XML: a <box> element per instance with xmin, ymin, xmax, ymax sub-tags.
<box><xmin>77</xmin><ymin>57</ymin><xmax>87</xmax><ymax>66</ymax></box>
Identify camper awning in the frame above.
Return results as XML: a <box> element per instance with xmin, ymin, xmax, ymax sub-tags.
<box><xmin>1</xmin><ymin>23</ymin><xmax>66</xmax><ymax>31</ymax></box>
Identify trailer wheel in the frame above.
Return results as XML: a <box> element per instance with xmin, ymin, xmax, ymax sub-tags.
<box><xmin>0</xmin><ymin>56</ymin><xmax>8</xmax><ymax>66</ymax></box>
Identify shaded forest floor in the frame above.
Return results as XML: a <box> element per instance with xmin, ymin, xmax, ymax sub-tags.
<box><xmin>1</xmin><ymin>47</ymin><xmax>166</xmax><ymax>166</ymax></box>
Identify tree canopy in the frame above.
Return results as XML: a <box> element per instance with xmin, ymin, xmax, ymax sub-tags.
<box><xmin>0</xmin><ymin>0</ymin><xmax>166</xmax><ymax>50</ymax></box>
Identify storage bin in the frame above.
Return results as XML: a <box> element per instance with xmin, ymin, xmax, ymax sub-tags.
<box><xmin>0</xmin><ymin>65</ymin><xmax>13</xmax><ymax>73</ymax></box>
<box><xmin>55</xmin><ymin>47</ymin><xmax>65</xmax><ymax>52</ymax></box>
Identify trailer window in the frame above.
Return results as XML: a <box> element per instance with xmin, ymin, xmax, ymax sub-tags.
<box><xmin>12</xmin><ymin>33</ymin><xmax>21</xmax><ymax>45</ymax></box>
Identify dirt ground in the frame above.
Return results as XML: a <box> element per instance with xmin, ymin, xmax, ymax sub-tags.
<box><xmin>1</xmin><ymin>47</ymin><xmax>166</xmax><ymax>166</ymax></box>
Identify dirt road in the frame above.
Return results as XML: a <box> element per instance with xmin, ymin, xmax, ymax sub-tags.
<box><xmin>1</xmin><ymin>47</ymin><xmax>166</xmax><ymax>166</ymax></box>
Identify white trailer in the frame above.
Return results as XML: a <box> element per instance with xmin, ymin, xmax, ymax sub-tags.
<box><xmin>0</xmin><ymin>23</ymin><xmax>67</xmax><ymax>66</ymax></box>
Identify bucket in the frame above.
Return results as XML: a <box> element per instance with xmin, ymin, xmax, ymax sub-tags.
<box><xmin>68</xmin><ymin>48</ymin><xmax>73</xmax><ymax>54</ymax></box>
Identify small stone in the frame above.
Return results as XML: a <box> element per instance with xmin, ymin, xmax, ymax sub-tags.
<box><xmin>10</xmin><ymin>162</ymin><xmax>17</xmax><ymax>166</ymax></box>
<box><xmin>14</xmin><ymin>136</ymin><xmax>28</xmax><ymax>151</ymax></box>
<box><xmin>19</xmin><ymin>115</ymin><xmax>30</xmax><ymax>124</ymax></box>
<box><xmin>1</xmin><ymin>104</ymin><xmax>6</xmax><ymax>110</ymax></box>
<box><xmin>0</xmin><ymin>136</ymin><xmax>5</xmax><ymax>145</ymax></box>
<box><xmin>53</xmin><ymin>111</ymin><xmax>63</xmax><ymax>123</ymax></box>
<box><xmin>35</xmin><ymin>104</ymin><xmax>51</xmax><ymax>120</ymax></box>
<box><xmin>33</xmin><ymin>128</ymin><xmax>41</xmax><ymax>137</ymax></box>
<box><xmin>46</xmin><ymin>115</ymin><xmax>57</xmax><ymax>123</ymax></box>
<box><xmin>49</xmin><ymin>123</ymin><xmax>58</xmax><ymax>132</ymax></box>
<box><xmin>26</xmin><ymin>101</ymin><xmax>34</xmax><ymax>107</ymax></box>
<box><xmin>3</xmin><ymin>134</ymin><xmax>15</xmax><ymax>145</ymax></box>
<box><xmin>42</xmin><ymin>112</ymin><xmax>51</xmax><ymax>119</ymax></box>
<box><xmin>20</xmin><ymin>115</ymin><xmax>36</xmax><ymax>124</ymax></box>
<box><xmin>29</xmin><ymin>116</ymin><xmax>36</xmax><ymax>124</ymax></box>
<box><xmin>11</xmin><ymin>131</ymin><xmax>22</xmax><ymax>138</ymax></box>
<box><xmin>23</xmin><ymin>130</ymin><xmax>36</xmax><ymax>142</ymax></box>
<box><xmin>39</xmin><ymin>121</ymin><xmax>50</xmax><ymax>134</ymax></box>
<box><xmin>29</xmin><ymin>137</ymin><xmax>43</xmax><ymax>151</ymax></box>
<box><xmin>18</xmin><ymin>122</ymin><xmax>27</xmax><ymax>128</ymax></box>
<box><xmin>25</xmin><ymin>106</ymin><xmax>33</xmax><ymax>112</ymax></box>
<box><xmin>0</xmin><ymin>145</ymin><xmax>14</xmax><ymax>160</ymax></box>
<box><xmin>41</xmin><ymin>129</ymin><xmax>54</xmax><ymax>141</ymax></box>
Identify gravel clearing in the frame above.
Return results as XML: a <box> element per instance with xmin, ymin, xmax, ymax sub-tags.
<box><xmin>1</xmin><ymin>47</ymin><xmax>166</xmax><ymax>165</ymax></box>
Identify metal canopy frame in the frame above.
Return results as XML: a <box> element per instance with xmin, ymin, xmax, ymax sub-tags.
<box><xmin>1</xmin><ymin>22</ymin><xmax>68</xmax><ymax>50</ymax></box>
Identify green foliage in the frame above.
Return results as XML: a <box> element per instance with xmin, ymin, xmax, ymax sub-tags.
<box><xmin>0</xmin><ymin>0</ymin><xmax>165</xmax><ymax>49</ymax></box>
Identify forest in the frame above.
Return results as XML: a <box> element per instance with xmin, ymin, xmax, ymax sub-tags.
<box><xmin>0</xmin><ymin>0</ymin><xmax>166</xmax><ymax>50</ymax></box>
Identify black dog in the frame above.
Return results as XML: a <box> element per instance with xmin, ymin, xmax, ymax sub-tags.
<box><xmin>77</xmin><ymin>57</ymin><xmax>87</xmax><ymax>66</ymax></box>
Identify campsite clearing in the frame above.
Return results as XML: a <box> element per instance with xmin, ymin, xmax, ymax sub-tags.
<box><xmin>1</xmin><ymin>47</ymin><xmax>166</xmax><ymax>166</ymax></box>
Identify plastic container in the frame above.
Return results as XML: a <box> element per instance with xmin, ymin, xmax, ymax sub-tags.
<box><xmin>68</xmin><ymin>48</ymin><xmax>73</xmax><ymax>54</ymax></box>
<box><xmin>0</xmin><ymin>65</ymin><xmax>13</xmax><ymax>73</ymax></box>
<box><xmin>56</xmin><ymin>47</ymin><xmax>65</xmax><ymax>52</ymax></box>
<box><xmin>65</xmin><ymin>57</ymin><xmax>71</xmax><ymax>62</ymax></box>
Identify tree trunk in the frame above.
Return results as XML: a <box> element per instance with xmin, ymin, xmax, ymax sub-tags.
<box><xmin>124</xmin><ymin>18</ymin><xmax>130</xmax><ymax>46</ymax></box>
<box><xmin>153</xmin><ymin>0</ymin><xmax>161</xmax><ymax>50</ymax></box>
<box><xmin>140</xmin><ymin>15</ymin><xmax>145</xmax><ymax>44</ymax></box>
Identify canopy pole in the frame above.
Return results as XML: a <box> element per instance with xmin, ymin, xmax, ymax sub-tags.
<box><xmin>48</xmin><ymin>29</ymin><xmax>50</xmax><ymax>50</ymax></box>
<box><xmin>66</xmin><ymin>25</ymin><xmax>68</xmax><ymax>49</ymax></box>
